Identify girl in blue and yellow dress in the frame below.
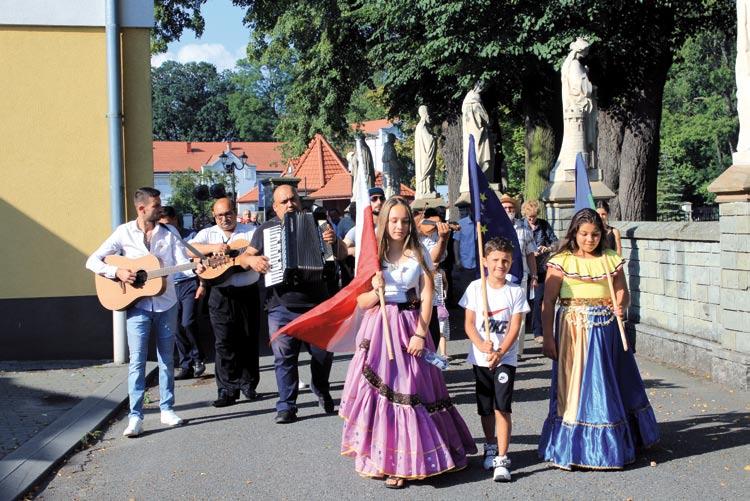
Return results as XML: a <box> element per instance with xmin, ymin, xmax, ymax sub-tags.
<box><xmin>538</xmin><ymin>208</ymin><xmax>659</xmax><ymax>470</ymax></box>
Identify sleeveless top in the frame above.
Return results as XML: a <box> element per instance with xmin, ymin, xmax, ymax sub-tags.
<box><xmin>604</xmin><ymin>227</ymin><xmax>617</xmax><ymax>251</ymax></box>
<box><xmin>546</xmin><ymin>249</ymin><xmax>624</xmax><ymax>299</ymax></box>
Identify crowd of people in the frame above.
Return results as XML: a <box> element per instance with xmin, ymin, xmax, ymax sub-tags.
<box><xmin>86</xmin><ymin>185</ymin><xmax>658</xmax><ymax>488</ymax></box>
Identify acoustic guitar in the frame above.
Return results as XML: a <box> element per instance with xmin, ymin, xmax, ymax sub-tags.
<box><xmin>94</xmin><ymin>254</ymin><xmax>200</xmax><ymax>311</ymax></box>
<box><xmin>197</xmin><ymin>239</ymin><xmax>251</xmax><ymax>284</ymax></box>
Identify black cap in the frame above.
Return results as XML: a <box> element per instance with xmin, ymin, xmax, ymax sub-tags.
<box><xmin>368</xmin><ymin>187</ymin><xmax>385</xmax><ymax>197</ymax></box>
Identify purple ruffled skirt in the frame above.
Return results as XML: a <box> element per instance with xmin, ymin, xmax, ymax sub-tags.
<box><xmin>339</xmin><ymin>304</ymin><xmax>477</xmax><ymax>479</ymax></box>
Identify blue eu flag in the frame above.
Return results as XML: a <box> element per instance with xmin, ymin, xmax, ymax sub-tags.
<box><xmin>467</xmin><ymin>135</ymin><xmax>524</xmax><ymax>284</ymax></box>
<box><xmin>574</xmin><ymin>152</ymin><xmax>596</xmax><ymax>212</ymax></box>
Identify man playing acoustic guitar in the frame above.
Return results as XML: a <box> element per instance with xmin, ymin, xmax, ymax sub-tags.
<box><xmin>189</xmin><ymin>197</ymin><xmax>261</xmax><ymax>408</ymax></box>
<box><xmin>86</xmin><ymin>187</ymin><xmax>199</xmax><ymax>437</ymax></box>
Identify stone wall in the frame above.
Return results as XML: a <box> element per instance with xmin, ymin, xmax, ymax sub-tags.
<box><xmin>614</xmin><ymin>219</ymin><xmax>750</xmax><ymax>389</ymax></box>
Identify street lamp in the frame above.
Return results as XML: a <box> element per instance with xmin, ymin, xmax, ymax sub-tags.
<box><xmin>219</xmin><ymin>150</ymin><xmax>248</xmax><ymax>210</ymax></box>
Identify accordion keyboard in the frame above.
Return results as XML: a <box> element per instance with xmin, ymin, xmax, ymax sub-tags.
<box><xmin>263</xmin><ymin>225</ymin><xmax>284</xmax><ymax>287</ymax></box>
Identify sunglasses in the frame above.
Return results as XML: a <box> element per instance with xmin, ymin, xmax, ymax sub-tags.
<box><xmin>370</xmin><ymin>195</ymin><xmax>386</xmax><ymax>202</ymax></box>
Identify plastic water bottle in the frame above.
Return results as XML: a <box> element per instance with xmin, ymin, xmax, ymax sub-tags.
<box><xmin>423</xmin><ymin>350</ymin><xmax>449</xmax><ymax>371</ymax></box>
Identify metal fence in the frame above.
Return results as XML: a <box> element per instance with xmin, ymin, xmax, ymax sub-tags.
<box><xmin>656</xmin><ymin>206</ymin><xmax>719</xmax><ymax>222</ymax></box>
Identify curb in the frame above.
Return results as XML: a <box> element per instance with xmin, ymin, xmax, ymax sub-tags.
<box><xmin>0</xmin><ymin>362</ymin><xmax>157</xmax><ymax>501</ymax></box>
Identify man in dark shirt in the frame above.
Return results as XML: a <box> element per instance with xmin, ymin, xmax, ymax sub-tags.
<box><xmin>240</xmin><ymin>185</ymin><xmax>348</xmax><ymax>424</ymax></box>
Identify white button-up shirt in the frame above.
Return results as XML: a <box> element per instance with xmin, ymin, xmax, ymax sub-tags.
<box><xmin>86</xmin><ymin>221</ymin><xmax>190</xmax><ymax>312</ymax></box>
<box><xmin>513</xmin><ymin>219</ymin><xmax>538</xmax><ymax>277</ymax></box>
<box><xmin>190</xmin><ymin>223</ymin><xmax>259</xmax><ymax>287</ymax></box>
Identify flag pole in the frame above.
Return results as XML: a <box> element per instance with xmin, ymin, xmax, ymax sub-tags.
<box><xmin>603</xmin><ymin>257</ymin><xmax>628</xmax><ymax>351</ymax></box>
<box><xmin>476</xmin><ymin>222</ymin><xmax>491</xmax><ymax>341</ymax></box>
<box><xmin>377</xmin><ymin>287</ymin><xmax>395</xmax><ymax>360</ymax></box>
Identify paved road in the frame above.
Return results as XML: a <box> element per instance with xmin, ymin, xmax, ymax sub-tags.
<box><xmin>35</xmin><ymin>338</ymin><xmax>749</xmax><ymax>500</ymax></box>
<box><xmin>0</xmin><ymin>361</ymin><xmax>120</xmax><ymax>459</ymax></box>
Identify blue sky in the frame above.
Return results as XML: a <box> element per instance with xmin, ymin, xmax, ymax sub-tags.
<box><xmin>151</xmin><ymin>0</ymin><xmax>250</xmax><ymax>71</ymax></box>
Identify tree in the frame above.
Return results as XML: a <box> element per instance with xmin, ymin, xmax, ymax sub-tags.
<box><xmin>228</xmin><ymin>57</ymin><xmax>291</xmax><ymax>141</ymax></box>
<box><xmin>152</xmin><ymin>61</ymin><xmax>237</xmax><ymax>141</ymax></box>
<box><xmin>660</xmin><ymin>29</ymin><xmax>737</xmax><ymax>207</ymax></box>
<box><xmin>152</xmin><ymin>0</ymin><xmax>207</xmax><ymax>54</ymax></box>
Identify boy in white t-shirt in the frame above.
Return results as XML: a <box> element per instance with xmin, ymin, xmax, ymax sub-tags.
<box><xmin>459</xmin><ymin>237</ymin><xmax>530</xmax><ymax>482</ymax></box>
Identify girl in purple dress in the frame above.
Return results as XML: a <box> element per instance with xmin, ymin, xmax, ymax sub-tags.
<box><xmin>339</xmin><ymin>197</ymin><xmax>476</xmax><ymax>489</ymax></box>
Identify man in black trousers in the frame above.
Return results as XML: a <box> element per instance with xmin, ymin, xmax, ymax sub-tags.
<box><xmin>190</xmin><ymin>198</ymin><xmax>261</xmax><ymax>407</ymax></box>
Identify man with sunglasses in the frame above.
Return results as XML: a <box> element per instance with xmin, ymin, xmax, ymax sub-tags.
<box><xmin>189</xmin><ymin>197</ymin><xmax>261</xmax><ymax>407</ymax></box>
<box><xmin>342</xmin><ymin>187</ymin><xmax>385</xmax><ymax>254</ymax></box>
<box><xmin>239</xmin><ymin>184</ymin><xmax>348</xmax><ymax>424</ymax></box>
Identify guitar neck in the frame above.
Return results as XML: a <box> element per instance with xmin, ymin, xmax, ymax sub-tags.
<box><xmin>146</xmin><ymin>262</ymin><xmax>197</xmax><ymax>279</ymax></box>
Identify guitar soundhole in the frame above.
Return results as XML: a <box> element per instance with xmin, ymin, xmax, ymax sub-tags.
<box><xmin>133</xmin><ymin>270</ymin><xmax>148</xmax><ymax>288</ymax></box>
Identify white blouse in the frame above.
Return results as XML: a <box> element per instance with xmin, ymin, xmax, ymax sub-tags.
<box><xmin>382</xmin><ymin>251</ymin><xmax>431</xmax><ymax>303</ymax></box>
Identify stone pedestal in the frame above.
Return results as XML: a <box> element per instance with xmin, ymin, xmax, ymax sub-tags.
<box><xmin>707</xmin><ymin>164</ymin><xmax>750</xmax><ymax>388</ymax></box>
<box><xmin>410</xmin><ymin>196</ymin><xmax>446</xmax><ymax>211</ymax></box>
<box><xmin>541</xmin><ymin>167</ymin><xmax>615</xmax><ymax>232</ymax></box>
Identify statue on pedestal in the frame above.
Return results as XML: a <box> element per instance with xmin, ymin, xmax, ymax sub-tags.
<box><xmin>347</xmin><ymin>150</ymin><xmax>358</xmax><ymax>201</ymax></box>
<box><xmin>460</xmin><ymin>82</ymin><xmax>493</xmax><ymax>193</ymax></box>
<box><xmin>414</xmin><ymin>105</ymin><xmax>438</xmax><ymax>199</ymax></box>
<box><xmin>551</xmin><ymin>37</ymin><xmax>597</xmax><ymax>180</ymax></box>
<box><xmin>355</xmin><ymin>136</ymin><xmax>375</xmax><ymax>189</ymax></box>
<box><xmin>381</xmin><ymin>133</ymin><xmax>403</xmax><ymax>198</ymax></box>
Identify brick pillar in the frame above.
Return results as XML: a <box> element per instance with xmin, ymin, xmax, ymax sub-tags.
<box><xmin>708</xmin><ymin>164</ymin><xmax>750</xmax><ymax>388</ymax></box>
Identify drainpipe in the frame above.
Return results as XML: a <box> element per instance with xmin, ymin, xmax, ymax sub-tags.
<box><xmin>106</xmin><ymin>0</ymin><xmax>127</xmax><ymax>364</ymax></box>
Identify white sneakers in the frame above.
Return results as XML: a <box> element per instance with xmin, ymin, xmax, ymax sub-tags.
<box><xmin>122</xmin><ymin>417</ymin><xmax>143</xmax><ymax>437</ymax></box>
<box><xmin>122</xmin><ymin>410</ymin><xmax>183</xmax><ymax>437</ymax></box>
<box><xmin>160</xmin><ymin>409</ymin><xmax>184</xmax><ymax>427</ymax></box>
<box><xmin>482</xmin><ymin>443</ymin><xmax>498</xmax><ymax>470</ymax></box>
<box><xmin>492</xmin><ymin>455</ymin><xmax>512</xmax><ymax>482</ymax></box>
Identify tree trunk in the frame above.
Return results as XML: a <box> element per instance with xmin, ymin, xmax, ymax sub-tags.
<box><xmin>597</xmin><ymin>110</ymin><xmax>625</xmax><ymax>218</ymax></box>
<box><xmin>441</xmin><ymin>117</ymin><xmax>462</xmax><ymax>216</ymax></box>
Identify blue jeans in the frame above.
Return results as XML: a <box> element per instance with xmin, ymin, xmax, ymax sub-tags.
<box><xmin>126</xmin><ymin>305</ymin><xmax>178</xmax><ymax>419</ymax></box>
<box><xmin>268</xmin><ymin>305</ymin><xmax>333</xmax><ymax>413</ymax></box>
<box><xmin>532</xmin><ymin>279</ymin><xmax>545</xmax><ymax>338</ymax></box>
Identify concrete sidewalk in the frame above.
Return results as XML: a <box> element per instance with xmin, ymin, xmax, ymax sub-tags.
<box><xmin>31</xmin><ymin>337</ymin><xmax>750</xmax><ymax>500</ymax></box>
<box><xmin>0</xmin><ymin>361</ymin><xmax>154</xmax><ymax>501</ymax></box>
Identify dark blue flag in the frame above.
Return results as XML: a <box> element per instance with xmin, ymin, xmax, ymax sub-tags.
<box><xmin>574</xmin><ymin>152</ymin><xmax>595</xmax><ymax>212</ymax></box>
<box><xmin>467</xmin><ymin>135</ymin><xmax>524</xmax><ymax>284</ymax></box>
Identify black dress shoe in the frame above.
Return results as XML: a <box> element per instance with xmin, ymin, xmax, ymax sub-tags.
<box><xmin>274</xmin><ymin>410</ymin><xmax>297</xmax><ymax>424</ymax></box>
<box><xmin>212</xmin><ymin>394</ymin><xmax>237</xmax><ymax>408</ymax></box>
<box><xmin>318</xmin><ymin>396</ymin><xmax>336</xmax><ymax>414</ymax></box>
<box><xmin>242</xmin><ymin>389</ymin><xmax>260</xmax><ymax>401</ymax></box>
<box><xmin>193</xmin><ymin>361</ymin><xmax>206</xmax><ymax>377</ymax></box>
<box><xmin>174</xmin><ymin>367</ymin><xmax>194</xmax><ymax>380</ymax></box>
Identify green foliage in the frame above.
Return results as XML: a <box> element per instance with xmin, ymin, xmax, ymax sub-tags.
<box><xmin>660</xmin><ymin>29</ymin><xmax>737</xmax><ymax>207</ymax></box>
<box><xmin>152</xmin><ymin>61</ymin><xmax>237</xmax><ymax>141</ymax></box>
<box><xmin>228</xmin><ymin>57</ymin><xmax>291</xmax><ymax>141</ymax></box>
<box><xmin>152</xmin><ymin>0</ymin><xmax>207</xmax><ymax>54</ymax></box>
<box><xmin>168</xmin><ymin>169</ymin><xmax>232</xmax><ymax>224</ymax></box>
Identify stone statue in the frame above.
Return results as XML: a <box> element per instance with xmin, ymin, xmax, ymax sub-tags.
<box><xmin>551</xmin><ymin>37</ymin><xmax>597</xmax><ymax>180</ymax></box>
<box><xmin>414</xmin><ymin>105</ymin><xmax>438</xmax><ymax>199</ymax></box>
<box><xmin>381</xmin><ymin>133</ymin><xmax>403</xmax><ymax>198</ymax></box>
<box><xmin>460</xmin><ymin>82</ymin><xmax>493</xmax><ymax>193</ymax></box>
<box><xmin>736</xmin><ymin>0</ymin><xmax>750</xmax><ymax>163</ymax></box>
<box><xmin>355</xmin><ymin>136</ymin><xmax>375</xmax><ymax>189</ymax></box>
<box><xmin>347</xmin><ymin>151</ymin><xmax>358</xmax><ymax>201</ymax></box>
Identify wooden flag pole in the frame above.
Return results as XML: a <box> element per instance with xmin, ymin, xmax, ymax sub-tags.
<box><xmin>378</xmin><ymin>287</ymin><xmax>395</xmax><ymax>360</ymax></box>
<box><xmin>603</xmin><ymin>256</ymin><xmax>628</xmax><ymax>352</ymax></box>
<box><xmin>476</xmin><ymin>221</ymin><xmax>491</xmax><ymax>341</ymax></box>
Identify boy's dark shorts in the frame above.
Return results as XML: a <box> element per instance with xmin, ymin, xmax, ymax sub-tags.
<box><xmin>472</xmin><ymin>364</ymin><xmax>516</xmax><ymax>415</ymax></box>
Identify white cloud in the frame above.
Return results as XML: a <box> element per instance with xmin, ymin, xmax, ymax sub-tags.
<box><xmin>150</xmin><ymin>43</ymin><xmax>246</xmax><ymax>72</ymax></box>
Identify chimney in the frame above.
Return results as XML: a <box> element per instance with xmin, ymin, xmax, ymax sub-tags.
<box><xmin>186</xmin><ymin>141</ymin><xmax>192</xmax><ymax>153</ymax></box>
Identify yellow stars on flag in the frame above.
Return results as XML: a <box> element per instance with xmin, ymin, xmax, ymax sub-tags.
<box><xmin>480</xmin><ymin>224</ymin><xmax>488</xmax><ymax>234</ymax></box>
<box><xmin>480</xmin><ymin>193</ymin><xmax>487</xmax><ymax>203</ymax></box>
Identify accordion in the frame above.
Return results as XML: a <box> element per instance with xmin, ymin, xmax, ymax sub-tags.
<box><xmin>263</xmin><ymin>212</ymin><xmax>326</xmax><ymax>287</ymax></box>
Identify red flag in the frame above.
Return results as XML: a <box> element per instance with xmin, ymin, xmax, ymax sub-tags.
<box><xmin>271</xmin><ymin>206</ymin><xmax>380</xmax><ymax>352</ymax></box>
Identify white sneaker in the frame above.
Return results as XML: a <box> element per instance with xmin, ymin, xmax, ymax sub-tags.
<box><xmin>482</xmin><ymin>443</ymin><xmax>498</xmax><ymax>470</ymax></box>
<box><xmin>298</xmin><ymin>380</ymin><xmax>308</xmax><ymax>390</ymax></box>
<box><xmin>492</xmin><ymin>455</ymin><xmax>512</xmax><ymax>482</ymax></box>
<box><xmin>160</xmin><ymin>409</ymin><xmax>184</xmax><ymax>427</ymax></box>
<box><xmin>122</xmin><ymin>417</ymin><xmax>143</xmax><ymax>437</ymax></box>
